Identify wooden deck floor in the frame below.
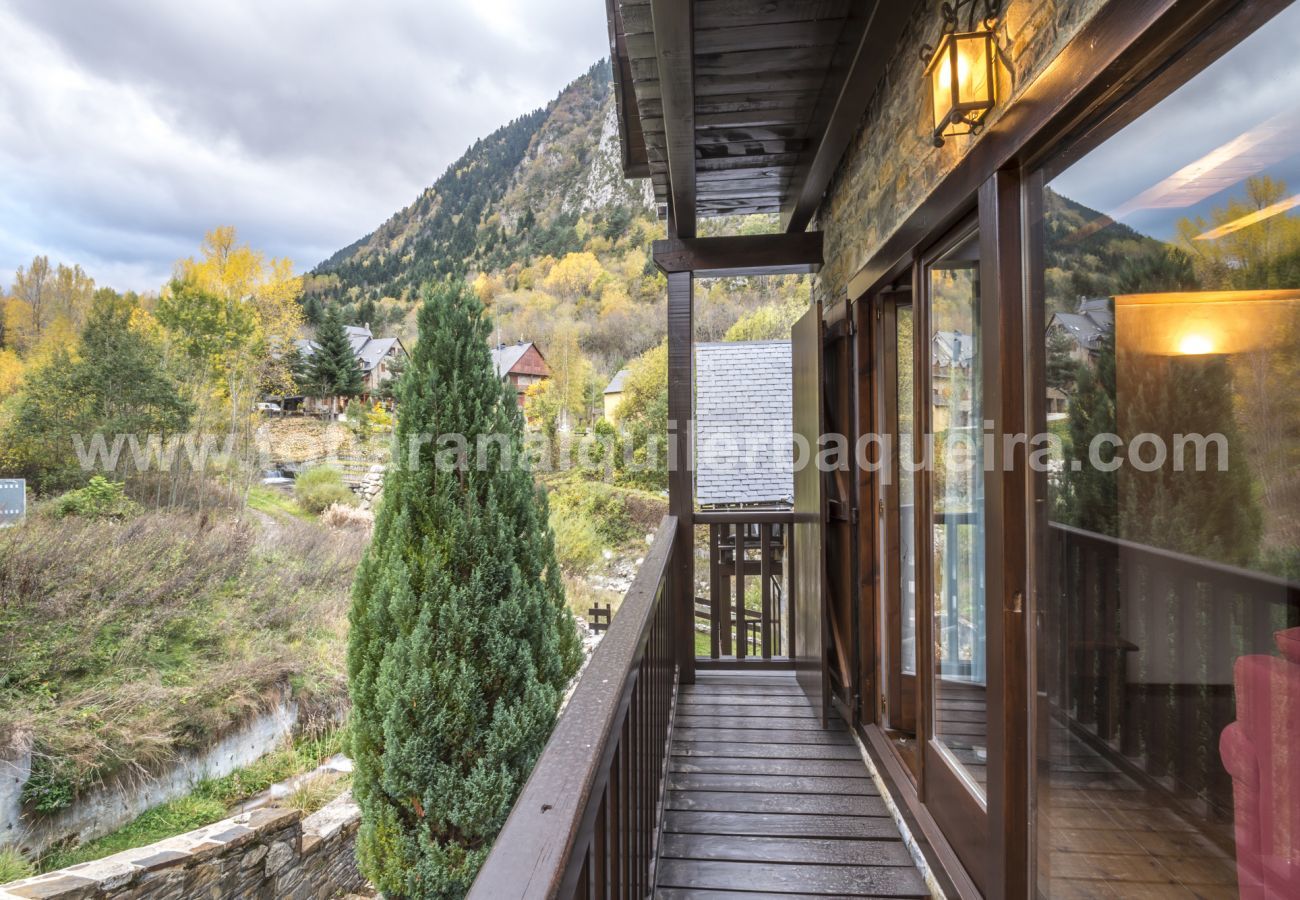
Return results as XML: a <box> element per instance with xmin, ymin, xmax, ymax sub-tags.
<box><xmin>655</xmin><ymin>670</ymin><xmax>929</xmax><ymax>898</ymax></box>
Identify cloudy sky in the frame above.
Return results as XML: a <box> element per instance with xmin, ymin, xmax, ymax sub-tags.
<box><xmin>0</xmin><ymin>0</ymin><xmax>609</xmax><ymax>293</ymax></box>
<box><xmin>1048</xmin><ymin>1</ymin><xmax>1300</xmax><ymax>241</ymax></box>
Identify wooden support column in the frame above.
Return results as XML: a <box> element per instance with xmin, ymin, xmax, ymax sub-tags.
<box><xmin>666</xmin><ymin>269</ymin><xmax>696</xmax><ymax>683</ymax></box>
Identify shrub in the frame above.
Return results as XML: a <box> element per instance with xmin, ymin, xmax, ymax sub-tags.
<box><xmin>550</xmin><ymin>507</ymin><xmax>603</xmax><ymax>574</ymax></box>
<box><xmin>345</xmin><ymin>399</ymin><xmax>369</xmax><ymax>440</ymax></box>
<box><xmin>368</xmin><ymin>403</ymin><xmax>394</xmax><ymax>434</ymax></box>
<box><xmin>52</xmin><ymin>476</ymin><xmax>138</xmax><ymax>520</ymax></box>
<box><xmin>348</xmin><ymin>281</ymin><xmax>581</xmax><ymax>897</ymax></box>
<box><xmin>281</xmin><ymin>771</ymin><xmax>349</xmax><ymax>815</ymax></box>
<box><xmin>0</xmin><ymin>846</ymin><xmax>35</xmax><ymax>883</ymax></box>
<box><xmin>548</xmin><ymin>478</ymin><xmax>634</xmax><ymax>547</ymax></box>
<box><xmin>294</xmin><ymin>465</ymin><xmax>357</xmax><ymax>514</ymax></box>
<box><xmin>321</xmin><ymin>502</ymin><xmax>373</xmax><ymax>530</ymax></box>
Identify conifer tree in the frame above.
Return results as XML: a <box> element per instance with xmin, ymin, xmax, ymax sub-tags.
<box><xmin>308</xmin><ymin>307</ymin><xmax>363</xmax><ymax>401</ymax></box>
<box><xmin>1062</xmin><ymin>330</ymin><xmax>1117</xmax><ymax>534</ymax></box>
<box><xmin>347</xmin><ymin>280</ymin><xmax>581</xmax><ymax>898</ymax></box>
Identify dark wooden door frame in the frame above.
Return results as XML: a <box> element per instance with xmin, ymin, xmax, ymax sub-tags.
<box><xmin>979</xmin><ymin>168</ymin><xmax>1030</xmax><ymax>900</ymax></box>
<box><xmin>871</xmin><ymin>290</ymin><xmax>920</xmax><ymax>739</ymax></box>
<box><xmin>913</xmin><ymin>214</ymin><xmax>1000</xmax><ymax>895</ymax></box>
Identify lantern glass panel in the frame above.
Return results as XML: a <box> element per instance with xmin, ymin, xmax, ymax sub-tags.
<box><xmin>929</xmin><ymin>33</ymin><xmax>957</xmax><ymax>131</ymax></box>
<box><xmin>952</xmin><ymin>32</ymin><xmax>992</xmax><ymax>114</ymax></box>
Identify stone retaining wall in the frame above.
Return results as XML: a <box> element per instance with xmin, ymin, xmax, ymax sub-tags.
<box><xmin>1</xmin><ymin>699</ymin><xmax>302</xmax><ymax>857</ymax></box>
<box><xmin>0</xmin><ymin>794</ymin><xmax>365</xmax><ymax>900</ymax></box>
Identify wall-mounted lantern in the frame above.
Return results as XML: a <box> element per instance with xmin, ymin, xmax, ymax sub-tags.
<box><xmin>922</xmin><ymin>1</ymin><xmax>1004</xmax><ymax>147</ymax></box>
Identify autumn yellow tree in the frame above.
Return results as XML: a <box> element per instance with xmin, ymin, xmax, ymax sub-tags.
<box><xmin>4</xmin><ymin>256</ymin><xmax>95</xmax><ymax>354</ymax></box>
<box><xmin>0</xmin><ymin>349</ymin><xmax>22</xmax><ymax>399</ymax></box>
<box><xmin>544</xmin><ymin>251</ymin><xmax>605</xmax><ymax>301</ymax></box>
<box><xmin>544</xmin><ymin>321</ymin><xmax>594</xmax><ymax>428</ymax></box>
<box><xmin>157</xmin><ymin>227</ymin><xmax>304</xmax><ymax>432</ymax></box>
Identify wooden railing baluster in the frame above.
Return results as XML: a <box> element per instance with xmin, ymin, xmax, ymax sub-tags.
<box><xmin>692</xmin><ymin>508</ymin><xmax>795</xmax><ymax>663</ymax></box>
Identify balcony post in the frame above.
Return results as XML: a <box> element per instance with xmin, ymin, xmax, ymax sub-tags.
<box><xmin>666</xmin><ymin>268</ymin><xmax>696</xmax><ymax>684</ymax></box>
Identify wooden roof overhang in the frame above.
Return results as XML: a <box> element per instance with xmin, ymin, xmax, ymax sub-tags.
<box><xmin>606</xmin><ymin>0</ymin><xmax>919</xmax><ymax>238</ymax></box>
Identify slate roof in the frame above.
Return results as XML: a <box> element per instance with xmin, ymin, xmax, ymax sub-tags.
<box><xmin>491</xmin><ymin>342</ymin><xmax>534</xmax><ymax>378</ymax></box>
<box><xmin>358</xmin><ymin>337</ymin><xmax>400</xmax><ymax>372</ymax></box>
<box><xmin>1050</xmin><ymin>298</ymin><xmax>1113</xmax><ymax>351</ymax></box>
<box><xmin>604</xmin><ymin>368</ymin><xmax>631</xmax><ymax>395</ymax></box>
<box><xmin>695</xmin><ymin>340</ymin><xmax>793</xmax><ymax>508</ymax></box>
<box><xmin>933</xmin><ymin>330</ymin><xmax>975</xmax><ymax>368</ymax></box>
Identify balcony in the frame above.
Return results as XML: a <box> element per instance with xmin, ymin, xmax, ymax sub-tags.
<box><xmin>469</xmin><ymin>515</ymin><xmax>927</xmax><ymax>899</ymax></box>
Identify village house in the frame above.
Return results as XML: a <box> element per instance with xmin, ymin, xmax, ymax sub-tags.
<box><xmin>601</xmin><ymin>367</ymin><xmax>631</xmax><ymax>421</ymax></box>
<box><xmin>472</xmin><ymin>3</ymin><xmax>1300</xmax><ymax>899</ymax></box>
<box><xmin>1048</xmin><ymin>296</ymin><xmax>1114</xmax><ymax>365</ymax></box>
<box><xmin>292</xmin><ymin>324</ymin><xmax>407</xmax><ymax>412</ymax></box>
<box><xmin>490</xmin><ymin>340</ymin><xmax>550</xmax><ymax>409</ymax></box>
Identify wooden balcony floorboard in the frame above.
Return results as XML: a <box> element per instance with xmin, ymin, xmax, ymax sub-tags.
<box><xmin>655</xmin><ymin>670</ymin><xmax>929</xmax><ymax>898</ymax></box>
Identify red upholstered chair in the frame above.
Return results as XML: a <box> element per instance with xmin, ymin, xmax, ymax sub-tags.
<box><xmin>1219</xmin><ymin>627</ymin><xmax>1300</xmax><ymax>898</ymax></box>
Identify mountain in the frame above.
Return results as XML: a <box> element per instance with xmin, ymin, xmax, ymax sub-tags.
<box><xmin>307</xmin><ymin>60</ymin><xmax>653</xmax><ymax>310</ymax></box>
<box><xmin>305</xmin><ymin>61</ymin><xmax>809</xmax><ymax>376</ymax></box>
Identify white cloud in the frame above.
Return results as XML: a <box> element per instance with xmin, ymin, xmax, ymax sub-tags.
<box><xmin>0</xmin><ymin>0</ymin><xmax>609</xmax><ymax>292</ymax></box>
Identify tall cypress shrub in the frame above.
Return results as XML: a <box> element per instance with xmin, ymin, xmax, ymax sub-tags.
<box><xmin>347</xmin><ymin>281</ymin><xmax>581</xmax><ymax>898</ymax></box>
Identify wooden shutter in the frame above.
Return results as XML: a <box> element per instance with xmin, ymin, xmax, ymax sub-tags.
<box><xmin>792</xmin><ymin>301</ymin><xmax>829</xmax><ymax>721</ymax></box>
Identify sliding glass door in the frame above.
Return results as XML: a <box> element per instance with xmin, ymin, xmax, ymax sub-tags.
<box><xmin>1028</xmin><ymin>7</ymin><xmax>1300</xmax><ymax>896</ymax></box>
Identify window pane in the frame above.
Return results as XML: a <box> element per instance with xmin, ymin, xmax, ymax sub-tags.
<box><xmin>1033</xmin><ymin>7</ymin><xmax>1300</xmax><ymax>896</ymax></box>
<box><xmin>898</xmin><ymin>305</ymin><xmax>917</xmax><ymax>676</ymax></box>
<box><xmin>929</xmin><ymin>230</ymin><xmax>987</xmax><ymax>796</ymax></box>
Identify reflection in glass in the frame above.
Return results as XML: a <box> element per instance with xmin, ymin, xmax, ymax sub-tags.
<box><xmin>1034</xmin><ymin>6</ymin><xmax>1300</xmax><ymax>896</ymax></box>
<box><xmin>929</xmin><ymin>230</ymin><xmax>988</xmax><ymax>796</ymax></box>
<box><xmin>898</xmin><ymin>306</ymin><xmax>916</xmax><ymax>676</ymax></box>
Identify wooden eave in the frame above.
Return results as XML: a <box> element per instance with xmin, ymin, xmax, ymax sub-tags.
<box><xmin>607</xmin><ymin>0</ymin><xmax>919</xmax><ymax>232</ymax></box>
<box><xmin>606</xmin><ymin>0</ymin><xmax>651</xmax><ymax>178</ymax></box>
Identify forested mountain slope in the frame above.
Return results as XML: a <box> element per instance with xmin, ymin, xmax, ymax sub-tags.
<box><xmin>304</xmin><ymin>59</ymin><xmax>806</xmax><ymax>380</ymax></box>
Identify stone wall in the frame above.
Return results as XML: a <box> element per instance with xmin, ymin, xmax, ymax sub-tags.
<box><xmin>814</xmin><ymin>0</ymin><xmax>1108</xmax><ymax>302</ymax></box>
<box><xmin>1</xmin><ymin>699</ymin><xmax>300</xmax><ymax>858</ymax></box>
<box><xmin>0</xmin><ymin>794</ymin><xmax>365</xmax><ymax>900</ymax></box>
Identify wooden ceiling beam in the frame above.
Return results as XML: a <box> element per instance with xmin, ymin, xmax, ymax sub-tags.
<box><xmin>654</xmin><ymin>232</ymin><xmax>823</xmax><ymax>277</ymax></box>
<box><xmin>650</xmin><ymin>0</ymin><xmax>696</xmax><ymax>237</ymax></box>
<box><xmin>781</xmin><ymin>0</ymin><xmax>916</xmax><ymax>232</ymax></box>
<box><xmin>624</xmin><ymin>0</ymin><xmax>852</xmax><ymax>34</ymax></box>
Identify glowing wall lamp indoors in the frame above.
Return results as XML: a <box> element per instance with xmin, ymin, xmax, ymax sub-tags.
<box><xmin>922</xmin><ymin>0</ymin><xmax>1005</xmax><ymax>147</ymax></box>
<box><xmin>1177</xmin><ymin>333</ymin><xmax>1216</xmax><ymax>356</ymax></box>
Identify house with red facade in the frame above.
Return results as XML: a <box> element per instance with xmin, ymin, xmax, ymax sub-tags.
<box><xmin>490</xmin><ymin>341</ymin><xmax>550</xmax><ymax>408</ymax></box>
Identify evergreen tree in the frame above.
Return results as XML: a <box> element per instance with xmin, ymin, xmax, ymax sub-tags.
<box><xmin>1</xmin><ymin>291</ymin><xmax>191</xmax><ymax>491</ymax></box>
<box><xmin>347</xmin><ymin>280</ymin><xmax>581</xmax><ymax>898</ymax></box>
<box><xmin>1046</xmin><ymin>327</ymin><xmax>1080</xmax><ymax>393</ymax></box>
<box><xmin>1061</xmin><ymin>330</ymin><xmax>1117</xmax><ymax>534</ymax></box>
<box><xmin>308</xmin><ymin>307</ymin><xmax>363</xmax><ymax>400</ymax></box>
<box><xmin>1118</xmin><ymin>351</ymin><xmax>1262</xmax><ymax>566</ymax></box>
<box><xmin>303</xmin><ymin>294</ymin><xmax>324</xmax><ymax>327</ymax></box>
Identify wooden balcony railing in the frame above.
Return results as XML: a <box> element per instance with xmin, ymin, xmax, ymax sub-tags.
<box><xmin>1047</xmin><ymin>522</ymin><xmax>1300</xmax><ymax>818</ymax></box>
<box><xmin>469</xmin><ymin>516</ymin><xmax>679</xmax><ymax>899</ymax></box>
<box><xmin>695</xmin><ymin>507</ymin><xmax>795</xmax><ymax>662</ymax></box>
